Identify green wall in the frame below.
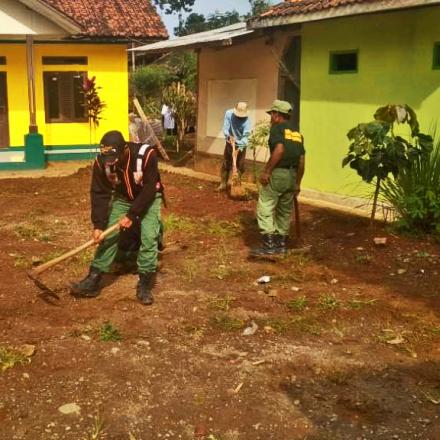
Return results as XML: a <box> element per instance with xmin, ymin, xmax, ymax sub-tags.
<box><xmin>300</xmin><ymin>6</ymin><xmax>440</xmax><ymax>196</ymax></box>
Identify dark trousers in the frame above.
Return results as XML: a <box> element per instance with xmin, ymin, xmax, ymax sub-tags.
<box><xmin>221</xmin><ymin>142</ymin><xmax>246</xmax><ymax>174</ymax></box>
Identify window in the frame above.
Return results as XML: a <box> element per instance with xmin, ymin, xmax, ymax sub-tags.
<box><xmin>329</xmin><ymin>51</ymin><xmax>358</xmax><ymax>74</ymax></box>
<box><xmin>42</xmin><ymin>56</ymin><xmax>88</xmax><ymax>65</ymax></box>
<box><xmin>0</xmin><ymin>57</ymin><xmax>6</xmax><ymax>65</ymax></box>
<box><xmin>433</xmin><ymin>43</ymin><xmax>440</xmax><ymax>70</ymax></box>
<box><xmin>43</xmin><ymin>72</ymin><xmax>87</xmax><ymax>123</ymax></box>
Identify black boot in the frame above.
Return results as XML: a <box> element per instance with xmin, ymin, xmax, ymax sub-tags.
<box><xmin>274</xmin><ymin>235</ymin><xmax>289</xmax><ymax>254</ymax></box>
<box><xmin>136</xmin><ymin>272</ymin><xmax>156</xmax><ymax>306</ymax></box>
<box><xmin>250</xmin><ymin>234</ymin><xmax>279</xmax><ymax>257</ymax></box>
<box><xmin>71</xmin><ymin>266</ymin><xmax>102</xmax><ymax>297</ymax></box>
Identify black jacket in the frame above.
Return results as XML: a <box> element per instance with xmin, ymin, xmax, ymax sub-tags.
<box><xmin>91</xmin><ymin>142</ymin><xmax>163</xmax><ymax>230</ymax></box>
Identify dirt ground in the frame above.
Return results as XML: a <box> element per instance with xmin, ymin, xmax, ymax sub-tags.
<box><xmin>1</xmin><ymin>166</ymin><xmax>440</xmax><ymax>440</ymax></box>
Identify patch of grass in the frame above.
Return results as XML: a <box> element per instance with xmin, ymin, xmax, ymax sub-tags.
<box><xmin>290</xmin><ymin>317</ymin><xmax>322</xmax><ymax>336</ymax></box>
<box><xmin>99</xmin><ymin>323</ymin><xmax>122</xmax><ymax>342</ymax></box>
<box><xmin>287</xmin><ymin>296</ymin><xmax>308</xmax><ymax>312</ymax></box>
<box><xmin>209</xmin><ymin>295</ymin><xmax>236</xmax><ymax>312</ymax></box>
<box><xmin>355</xmin><ymin>254</ymin><xmax>372</xmax><ymax>264</ymax></box>
<box><xmin>319</xmin><ymin>294</ymin><xmax>341</xmax><ymax>310</ymax></box>
<box><xmin>204</xmin><ymin>218</ymin><xmax>242</xmax><ymax>237</ymax></box>
<box><xmin>415</xmin><ymin>250</ymin><xmax>431</xmax><ymax>258</ymax></box>
<box><xmin>13</xmin><ymin>254</ymin><xmax>28</xmax><ymax>269</ymax></box>
<box><xmin>429</xmin><ymin>327</ymin><xmax>440</xmax><ymax>336</ymax></box>
<box><xmin>163</xmin><ymin>213</ymin><xmax>197</xmax><ymax>233</ymax></box>
<box><xmin>263</xmin><ymin>318</ymin><xmax>290</xmax><ymax>334</ymax></box>
<box><xmin>347</xmin><ymin>298</ymin><xmax>377</xmax><ymax>309</ymax></box>
<box><xmin>210</xmin><ymin>314</ymin><xmax>245</xmax><ymax>332</ymax></box>
<box><xmin>14</xmin><ymin>223</ymin><xmax>54</xmax><ymax>242</ymax></box>
<box><xmin>182</xmin><ymin>259</ymin><xmax>199</xmax><ymax>282</ymax></box>
<box><xmin>0</xmin><ymin>346</ymin><xmax>30</xmax><ymax>372</ymax></box>
<box><xmin>327</xmin><ymin>370</ymin><xmax>352</xmax><ymax>385</ymax></box>
<box><xmin>84</xmin><ymin>415</ymin><xmax>106</xmax><ymax>440</ymax></box>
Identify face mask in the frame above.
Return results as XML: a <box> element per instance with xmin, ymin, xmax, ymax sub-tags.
<box><xmin>100</xmin><ymin>146</ymin><xmax>120</xmax><ymax>186</ymax></box>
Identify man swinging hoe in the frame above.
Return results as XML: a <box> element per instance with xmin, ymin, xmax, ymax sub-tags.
<box><xmin>71</xmin><ymin>131</ymin><xmax>163</xmax><ymax>306</ymax></box>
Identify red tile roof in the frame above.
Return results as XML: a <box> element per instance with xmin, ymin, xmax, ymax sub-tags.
<box><xmin>41</xmin><ymin>0</ymin><xmax>168</xmax><ymax>40</ymax></box>
<box><xmin>260</xmin><ymin>0</ymin><xmax>379</xmax><ymax>19</ymax></box>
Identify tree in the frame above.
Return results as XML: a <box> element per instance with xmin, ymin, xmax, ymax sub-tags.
<box><xmin>248</xmin><ymin>0</ymin><xmax>271</xmax><ymax>17</ymax></box>
<box><xmin>206</xmin><ymin>10</ymin><xmax>241</xmax><ymax>29</ymax></box>
<box><xmin>153</xmin><ymin>0</ymin><xmax>195</xmax><ymax>34</ymax></box>
<box><xmin>175</xmin><ymin>10</ymin><xmax>241</xmax><ymax>36</ymax></box>
<box><xmin>342</xmin><ymin>104</ymin><xmax>433</xmax><ymax>223</ymax></box>
<box><xmin>175</xmin><ymin>12</ymin><xmax>207</xmax><ymax>36</ymax></box>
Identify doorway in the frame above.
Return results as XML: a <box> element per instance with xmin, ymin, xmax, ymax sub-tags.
<box><xmin>0</xmin><ymin>72</ymin><xmax>9</xmax><ymax>147</ymax></box>
<box><xmin>278</xmin><ymin>36</ymin><xmax>301</xmax><ymax>130</ymax></box>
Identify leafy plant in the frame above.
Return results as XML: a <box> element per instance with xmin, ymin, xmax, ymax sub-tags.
<box><xmin>319</xmin><ymin>294</ymin><xmax>341</xmax><ymax>310</ymax></box>
<box><xmin>162</xmin><ymin>82</ymin><xmax>196</xmax><ymax>152</ymax></box>
<box><xmin>381</xmin><ymin>139</ymin><xmax>440</xmax><ymax>235</ymax></box>
<box><xmin>248</xmin><ymin>121</ymin><xmax>270</xmax><ymax>182</ymax></box>
<box><xmin>342</xmin><ymin>105</ymin><xmax>433</xmax><ymax>222</ymax></box>
<box><xmin>99</xmin><ymin>323</ymin><xmax>122</xmax><ymax>342</ymax></box>
<box><xmin>83</xmin><ymin>76</ymin><xmax>106</xmax><ymax>129</ymax></box>
<box><xmin>287</xmin><ymin>297</ymin><xmax>307</xmax><ymax>312</ymax></box>
<box><xmin>0</xmin><ymin>346</ymin><xmax>31</xmax><ymax>372</ymax></box>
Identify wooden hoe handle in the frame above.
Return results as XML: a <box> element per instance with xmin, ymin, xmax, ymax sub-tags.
<box><xmin>29</xmin><ymin>223</ymin><xmax>120</xmax><ymax>276</ymax></box>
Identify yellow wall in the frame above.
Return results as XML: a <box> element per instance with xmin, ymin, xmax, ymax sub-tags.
<box><xmin>0</xmin><ymin>43</ymin><xmax>128</xmax><ymax>147</ymax></box>
<box><xmin>0</xmin><ymin>44</ymin><xmax>29</xmax><ymax>147</ymax></box>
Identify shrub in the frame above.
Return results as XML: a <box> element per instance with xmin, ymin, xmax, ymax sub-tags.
<box><xmin>342</xmin><ymin>105</ymin><xmax>433</xmax><ymax>222</ymax></box>
<box><xmin>381</xmin><ymin>139</ymin><xmax>440</xmax><ymax>235</ymax></box>
<box><xmin>130</xmin><ymin>65</ymin><xmax>175</xmax><ymax>103</ymax></box>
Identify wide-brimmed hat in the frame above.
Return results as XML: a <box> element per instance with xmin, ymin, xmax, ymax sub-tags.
<box><xmin>266</xmin><ymin>100</ymin><xmax>293</xmax><ymax>115</ymax></box>
<box><xmin>233</xmin><ymin>102</ymin><xmax>249</xmax><ymax>118</ymax></box>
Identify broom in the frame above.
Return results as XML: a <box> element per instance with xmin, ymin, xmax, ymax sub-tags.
<box><xmin>229</xmin><ymin>134</ymin><xmax>246</xmax><ymax>199</ymax></box>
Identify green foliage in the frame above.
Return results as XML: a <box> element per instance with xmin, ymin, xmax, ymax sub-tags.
<box><xmin>131</xmin><ymin>65</ymin><xmax>175</xmax><ymax>101</ymax></box>
<box><xmin>0</xmin><ymin>346</ymin><xmax>30</xmax><ymax>372</ymax></box>
<box><xmin>99</xmin><ymin>323</ymin><xmax>122</xmax><ymax>342</ymax></box>
<box><xmin>343</xmin><ymin>105</ymin><xmax>432</xmax><ymax>182</ymax></box>
<box><xmin>342</xmin><ymin>104</ymin><xmax>433</xmax><ymax>221</ymax></box>
<box><xmin>287</xmin><ymin>296</ymin><xmax>308</xmax><ymax>312</ymax></box>
<box><xmin>381</xmin><ymin>139</ymin><xmax>440</xmax><ymax>235</ymax></box>
<box><xmin>166</xmin><ymin>52</ymin><xmax>197</xmax><ymax>91</ymax></box>
<box><xmin>248</xmin><ymin>120</ymin><xmax>270</xmax><ymax>182</ymax></box>
<box><xmin>247</xmin><ymin>0</ymin><xmax>272</xmax><ymax>17</ymax></box>
<box><xmin>210</xmin><ymin>314</ymin><xmax>245</xmax><ymax>331</ymax></box>
<box><xmin>175</xmin><ymin>10</ymin><xmax>241</xmax><ymax>36</ymax></box>
<box><xmin>153</xmin><ymin>0</ymin><xmax>195</xmax><ymax>15</ymax></box>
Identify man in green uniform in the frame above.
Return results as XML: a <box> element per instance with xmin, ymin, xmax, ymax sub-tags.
<box><xmin>251</xmin><ymin>100</ymin><xmax>305</xmax><ymax>256</ymax></box>
<box><xmin>71</xmin><ymin>130</ymin><xmax>163</xmax><ymax>305</ymax></box>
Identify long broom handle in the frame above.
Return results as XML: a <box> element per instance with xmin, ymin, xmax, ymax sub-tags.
<box><xmin>294</xmin><ymin>196</ymin><xmax>301</xmax><ymax>240</ymax></box>
<box><xmin>29</xmin><ymin>223</ymin><xmax>120</xmax><ymax>276</ymax></box>
<box><xmin>133</xmin><ymin>98</ymin><xmax>170</xmax><ymax>162</ymax></box>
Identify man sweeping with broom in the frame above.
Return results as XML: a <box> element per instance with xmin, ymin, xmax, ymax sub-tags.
<box><xmin>216</xmin><ymin>102</ymin><xmax>251</xmax><ymax>193</ymax></box>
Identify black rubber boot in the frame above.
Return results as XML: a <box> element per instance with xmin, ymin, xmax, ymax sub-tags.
<box><xmin>250</xmin><ymin>234</ymin><xmax>280</xmax><ymax>257</ymax></box>
<box><xmin>215</xmin><ymin>169</ymin><xmax>229</xmax><ymax>192</ymax></box>
<box><xmin>136</xmin><ymin>272</ymin><xmax>155</xmax><ymax>306</ymax></box>
<box><xmin>71</xmin><ymin>267</ymin><xmax>102</xmax><ymax>298</ymax></box>
<box><xmin>274</xmin><ymin>235</ymin><xmax>289</xmax><ymax>254</ymax></box>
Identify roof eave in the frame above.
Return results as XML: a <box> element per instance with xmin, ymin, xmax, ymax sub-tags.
<box><xmin>249</xmin><ymin>0</ymin><xmax>440</xmax><ymax>29</ymax></box>
<box><xmin>18</xmin><ymin>0</ymin><xmax>83</xmax><ymax>34</ymax></box>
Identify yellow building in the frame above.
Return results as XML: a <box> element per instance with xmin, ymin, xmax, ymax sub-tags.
<box><xmin>0</xmin><ymin>0</ymin><xmax>167</xmax><ymax>170</ymax></box>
